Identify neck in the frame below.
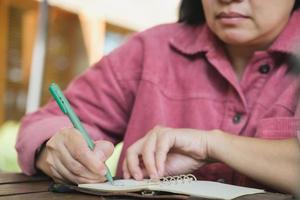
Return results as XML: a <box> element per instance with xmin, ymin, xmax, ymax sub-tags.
<box><xmin>224</xmin><ymin>43</ymin><xmax>270</xmax><ymax>80</ymax></box>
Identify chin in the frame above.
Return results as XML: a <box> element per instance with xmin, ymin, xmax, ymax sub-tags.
<box><xmin>218</xmin><ymin>32</ymin><xmax>253</xmax><ymax>46</ymax></box>
<box><xmin>222</xmin><ymin>38</ymin><xmax>250</xmax><ymax>46</ymax></box>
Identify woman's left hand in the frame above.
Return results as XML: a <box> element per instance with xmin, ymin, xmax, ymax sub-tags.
<box><xmin>122</xmin><ymin>126</ymin><xmax>213</xmax><ymax>180</ymax></box>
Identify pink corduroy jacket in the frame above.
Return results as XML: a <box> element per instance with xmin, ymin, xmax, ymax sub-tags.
<box><xmin>16</xmin><ymin>10</ymin><xmax>300</xmax><ymax>190</ymax></box>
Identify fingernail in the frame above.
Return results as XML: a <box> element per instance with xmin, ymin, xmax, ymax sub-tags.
<box><xmin>123</xmin><ymin>172</ymin><xmax>129</xmax><ymax>179</ymax></box>
<box><xmin>134</xmin><ymin>173</ymin><xmax>142</xmax><ymax>180</ymax></box>
<box><xmin>150</xmin><ymin>174</ymin><xmax>159</xmax><ymax>181</ymax></box>
<box><xmin>158</xmin><ymin>170</ymin><xmax>163</xmax><ymax>177</ymax></box>
<box><xmin>158</xmin><ymin>167</ymin><xmax>164</xmax><ymax>177</ymax></box>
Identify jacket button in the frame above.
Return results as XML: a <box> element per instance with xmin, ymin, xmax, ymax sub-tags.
<box><xmin>259</xmin><ymin>64</ymin><xmax>270</xmax><ymax>74</ymax></box>
<box><xmin>233</xmin><ymin>113</ymin><xmax>242</xmax><ymax>124</ymax></box>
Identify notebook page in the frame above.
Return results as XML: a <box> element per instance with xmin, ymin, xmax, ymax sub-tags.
<box><xmin>79</xmin><ymin>179</ymin><xmax>158</xmax><ymax>193</ymax></box>
<box><xmin>79</xmin><ymin>179</ymin><xmax>265</xmax><ymax>199</ymax></box>
<box><xmin>150</xmin><ymin>181</ymin><xmax>265</xmax><ymax>200</ymax></box>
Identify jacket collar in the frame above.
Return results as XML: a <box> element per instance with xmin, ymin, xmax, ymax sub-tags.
<box><xmin>169</xmin><ymin>23</ymin><xmax>217</xmax><ymax>55</ymax></box>
<box><xmin>269</xmin><ymin>9</ymin><xmax>300</xmax><ymax>55</ymax></box>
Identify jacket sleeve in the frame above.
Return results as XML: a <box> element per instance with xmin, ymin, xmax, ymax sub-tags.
<box><xmin>15</xmin><ymin>35</ymin><xmax>144</xmax><ymax>175</ymax></box>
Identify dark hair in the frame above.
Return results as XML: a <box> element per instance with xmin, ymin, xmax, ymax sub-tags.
<box><xmin>179</xmin><ymin>0</ymin><xmax>300</xmax><ymax>25</ymax></box>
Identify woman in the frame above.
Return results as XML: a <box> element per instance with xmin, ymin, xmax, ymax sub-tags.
<box><xmin>16</xmin><ymin>0</ymin><xmax>300</xmax><ymax>194</ymax></box>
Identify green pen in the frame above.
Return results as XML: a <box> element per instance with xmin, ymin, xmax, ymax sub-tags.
<box><xmin>49</xmin><ymin>83</ymin><xmax>114</xmax><ymax>185</ymax></box>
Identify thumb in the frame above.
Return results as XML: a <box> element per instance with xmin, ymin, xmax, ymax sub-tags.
<box><xmin>93</xmin><ymin>140</ymin><xmax>114</xmax><ymax>161</ymax></box>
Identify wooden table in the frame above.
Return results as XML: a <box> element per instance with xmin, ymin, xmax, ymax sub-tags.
<box><xmin>0</xmin><ymin>172</ymin><xmax>294</xmax><ymax>200</ymax></box>
<box><xmin>0</xmin><ymin>172</ymin><xmax>106</xmax><ymax>200</ymax></box>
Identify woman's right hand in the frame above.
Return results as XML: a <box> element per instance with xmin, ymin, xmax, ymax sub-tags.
<box><xmin>36</xmin><ymin>127</ymin><xmax>114</xmax><ymax>184</ymax></box>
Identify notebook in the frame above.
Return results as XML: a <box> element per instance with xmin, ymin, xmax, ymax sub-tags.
<box><xmin>78</xmin><ymin>174</ymin><xmax>265</xmax><ymax>200</ymax></box>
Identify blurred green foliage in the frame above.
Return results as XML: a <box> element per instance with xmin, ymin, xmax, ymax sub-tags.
<box><xmin>106</xmin><ymin>142</ymin><xmax>123</xmax><ymax>177</ymax></box>
<box><xmin>0</xmin><ymin>121</ymin><xmax>21</xmax><ymax>172</ymax></box>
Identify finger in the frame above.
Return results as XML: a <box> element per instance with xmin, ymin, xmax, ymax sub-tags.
<box><xmin>122</xmin><ymin>158</ymin><xmax>130</xmax><ymax>179</ymax></box>
<box><xmin>142</xmin><ymin>131</ymin><xmax>159</xmax><ymax>179</ymax></box>
<box><xmin>58</xmin><ymin>142</ymin><xmax>103</xmax><ymax>180</ymax></box>
<box><xmin>122</xmin><ymin>157</ymin><xmax>148</xmax><ymax>179</ymax></box>
<box><xmin>52</xmin><ymin>154</ymin><xmax>80</xmax><ymax>184</ymax></box>
<box><xmin>45</xmin><ymin>153</ymin><xmax>66</xmax><ymax>183</ymax></box>
<box><xmin>126</xmin><ymin>140</ymin><xmax>144</xmax><ymax>180</ymax></box>
<box><xmin>64</xmin><ymin>131</ymin><xmax>106</xmax><ymax>176</ymax></box>
<box><xmin>52</xmin><ymin>153</ymin><xmax>105</xmax><ymax>184</ymax></box>
<box><xmin>155</xmin><ymin>130</ymin><xmax>174</xmax><ymax>177</ymax></box>
<box><xmin>49</xmin><ymin>165</ymin><xmax>69</xmax><ymax>184</ymax></box>
<box><xmin>94</xmin><ymin>140</ymin><xmax>114</xmax><ymax>161</ymax></box>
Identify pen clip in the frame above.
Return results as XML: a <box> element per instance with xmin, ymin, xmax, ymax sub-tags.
<box><xmin>49</xmin><ymin>83</ymin><xmax>69</xmax><ymax>114</ymax></box>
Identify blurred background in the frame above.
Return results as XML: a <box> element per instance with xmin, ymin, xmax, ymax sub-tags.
<box><xmin>0</xmin><ymin>0</ymin><xmax>180</xmax><ymax>174</ymax></box>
